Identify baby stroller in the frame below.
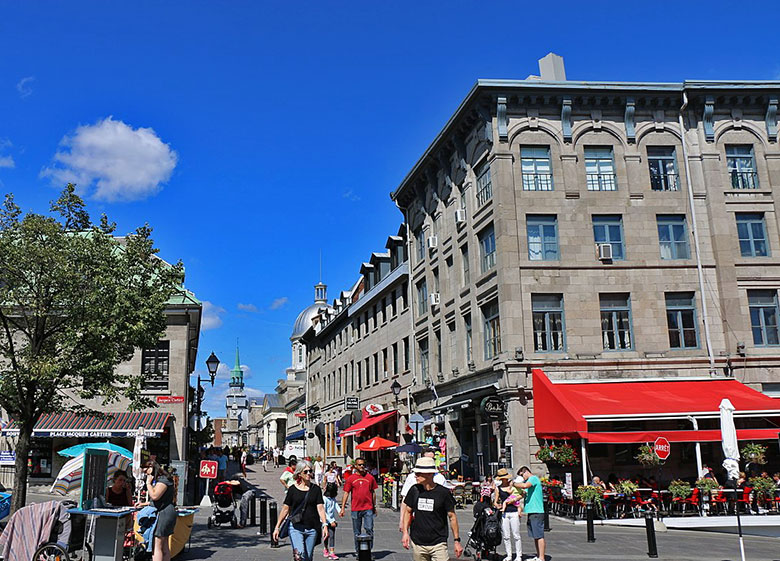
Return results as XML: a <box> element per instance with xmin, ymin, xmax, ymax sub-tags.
<box><xmin>208</xmin><ymin>481</ymin><xmax>238</xmax><ymax>529</ymax></box>
<box><xmin>464</xmin><ymin>498</ymin><xmax>502</xmax><ymax>561</ymax></box>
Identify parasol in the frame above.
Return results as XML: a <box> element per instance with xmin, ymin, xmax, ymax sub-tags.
<box><xmin>51</xmin><ymin>450</ymin><xmax>131</xmax><ymax>495</ymax></box>
<box><xmin>356</xmin><ymin>436</ymin><xmax>398</xmax><ymax>451</ymax></box>
<box><xmin>720</xmin><ymin>398</ymin><xmax>745</xmax><ymax>561</ymax></box>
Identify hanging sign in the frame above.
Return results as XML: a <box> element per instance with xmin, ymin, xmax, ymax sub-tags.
<box><xmin>345</xmin><ymin>397</ymin><xmax>360</xmax><ymax>410</ymax></box>
<box><xmin>480</xmin><ymin>396</ymin><xmax>505</xmax><ymax>419</ymax></box>
<box><xmin>365</xmin><ymin>403</ymin><xmax>384</xmax><ymax>416</ymax></box>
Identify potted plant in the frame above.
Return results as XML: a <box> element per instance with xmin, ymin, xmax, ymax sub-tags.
<box><xmin>740</xmin><ymin>443</ymin><xmax>768</xmax><ymax>465</ymax></box>
<box><xmin>749</xmin><ymin>475</ymin><xmax>775</xmax><ymax>506</ymax></box>
<box><xmin>535</xmin><ymin>445</ymin><xmax>555</xmax><ymax>463</ymax></box>
<box><xmin>695</xmin><ymin>477</ymin><xmax>720</xmax><ymax>495</ymax></box>
<box><xmin>617</xmin><ymin>479</ymin><xmax>638</xmax><ymax>495</ymax></box>
<box><xmin>575</xmin><ymin>485</ymin><xmax>605</xmax><ymax>516</ymax></box>
<box><xmin>669</xmin><ymin>479</ymin><xmax>692</xmax><ymax>500</ymax></box>
<box><xmin>553</xmin><ymin>443</ymin><xmax>580</xmax><ymax>466</ymax></box>
<box><xmin>635</xmin><ymin>444</ymin><xmax>663</xmax><ymax>466</ymax></box>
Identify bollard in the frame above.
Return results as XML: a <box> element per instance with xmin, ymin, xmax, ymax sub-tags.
<box><xmin>249</xmin><ymin>491</ymin><xmax>257</xmax><ymax>526</ymax></box>
<box><xmin>644</xmin><ymin>510</ymin><xmax>658</xmax><ymax>558</ymax></box>
<box><xmin>356</xmin><ymin>533</ymin><xmax>372</xmax><ymax>561</ymax></box>
<box><xmin>586</xmin><ymin>502</ymin><xmax>596</xmax><ymax>543</ymax></box>
<box><xmin>543</xmin><ymin>497</ymin><xmax>551</xmax><ymax>532</ymax></box>
<box><xmin>259</xmin><ymin>494</ymin><xmax>268</xmax><ymax>535</ymax></box>
<box><xmin>269</xmin><ymin>501</ymin><xmax>279</xmax><ymax>547</ymax></box>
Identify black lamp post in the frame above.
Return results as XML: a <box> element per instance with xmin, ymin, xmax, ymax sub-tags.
<box><xmin>391</xmin><ymin>380</ymin><xmax>402</xmax><ymax>404</ymax></box>
<box><xmin>195</xmin><ymin>352</ymin><xmax>219</xmax><ymax>443</ymax></box>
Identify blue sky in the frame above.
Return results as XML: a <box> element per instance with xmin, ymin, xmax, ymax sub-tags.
<box><xmin>0</xmin><ymin>1</ymin><xmax>777</xmax><ymax>416</ymax></box>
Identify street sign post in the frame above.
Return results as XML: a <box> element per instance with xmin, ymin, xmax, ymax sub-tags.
<box><xmin>653</xmin><ymin>437</ymin><xmax>671</xmax><ymax>461</ymax></box>
<box><xmin>199</xmin><ymin>459</ymin><xmax>218</xmax><ymax>507</ymax></box>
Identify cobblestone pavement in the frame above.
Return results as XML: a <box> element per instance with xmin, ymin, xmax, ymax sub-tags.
<box><xmin>178</xmin><ymin>463</ymin><xmax>780</xmax><ymax>561</ymax></box>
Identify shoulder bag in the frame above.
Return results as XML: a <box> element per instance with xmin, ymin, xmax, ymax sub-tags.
<box><xmin>279</xmin><ymin>488</ymin><xmax>310</xmax><ymax>539</ymax></box>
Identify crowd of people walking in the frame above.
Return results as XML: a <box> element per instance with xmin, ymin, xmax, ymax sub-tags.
<box><xmin>267</xmin><ymin>449</ymin><xmax>547</xmax><ymax>561</ymax></box>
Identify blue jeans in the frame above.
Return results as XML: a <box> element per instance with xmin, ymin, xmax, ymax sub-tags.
<box><xmin>289</xmin><ymin>525</ymin><xmax>318</xmax><ymax>561</ymax></box>
<box><xmin>351</xmin><ymin>509</ymin><xmax>374</xmax><ymax>552</ymax></box>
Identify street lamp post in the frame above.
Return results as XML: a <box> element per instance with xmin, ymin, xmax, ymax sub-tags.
<box><xmin>195</xmin><ymin>352</ymin><xmax>220</xmax><ymax>447</ymax></box>
<box><xmin>391</xmin><ymin>381</ymin><xmax>402</xmax><ymax>440</ymax></box>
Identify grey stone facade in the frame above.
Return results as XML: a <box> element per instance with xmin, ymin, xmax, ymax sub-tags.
<box><xmin>390</xmin><ymin>57</ymin><xmax>780</xmax><ymax>478</ymax></box>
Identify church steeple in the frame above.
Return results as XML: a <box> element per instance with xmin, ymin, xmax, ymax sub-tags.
<box><xmin>230</xmin><ymin>344</ymin><xmax>244</xmax><ymax>389</ymax></box>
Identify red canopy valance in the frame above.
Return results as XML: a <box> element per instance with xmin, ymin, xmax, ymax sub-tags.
<box><xmin>532</xmin><ymin>368</ymin><xmax>780</xmax><ymax>443</ymax></box>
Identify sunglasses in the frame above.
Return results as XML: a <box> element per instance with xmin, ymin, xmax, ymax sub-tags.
<box><xmin>302</xmin><ymin>469</ymin><xmax>312</xmax><ymax>474</ymax></box>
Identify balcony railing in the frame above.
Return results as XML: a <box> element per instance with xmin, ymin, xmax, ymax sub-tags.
<box><xmin>586</xmin><ymin>173</ymin><xmax>618</xmax><ymax>191</ymax></box>
<box><xmin>522</xmin><ymin>173</ymin><xmax>554</xmax><ymax>191</ymax></box>
<box><xmin>650</xmin><ymin>171</ymin><xmax>679</xmax><ymax>191</ymax></box>
<box><xmin>730</xmin><ymin>170</ymin><xmax>759</xmax><ymax>189</ymax></box>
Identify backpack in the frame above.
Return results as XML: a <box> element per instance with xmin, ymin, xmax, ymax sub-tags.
<box><xmin>481</xmin><ymin>510</ymin><xmax>502</xmax><ymax>547</ymax></box>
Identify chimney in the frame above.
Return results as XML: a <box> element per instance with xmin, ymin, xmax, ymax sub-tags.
<box><xmin>538</xmin><ymin>52</ymin><xmax>566</xmax><ymax>81</ymax></box>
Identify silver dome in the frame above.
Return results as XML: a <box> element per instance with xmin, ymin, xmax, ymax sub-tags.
<box><xmin>291</xmin><ymin>303</ymin><xmax>324</xmax><ymax>340</ymax></box>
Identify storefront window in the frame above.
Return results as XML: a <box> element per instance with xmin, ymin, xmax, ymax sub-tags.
<box><xmin>28</xmin><ymin>438</ymin><xmax>53</xmax><ymax>478</ymax></box>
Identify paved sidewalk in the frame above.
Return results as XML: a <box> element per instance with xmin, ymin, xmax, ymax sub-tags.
<box><xmin>182</xmin><ymin>464</ymin><xmax>780</xmax><ymax>561</ymax></box>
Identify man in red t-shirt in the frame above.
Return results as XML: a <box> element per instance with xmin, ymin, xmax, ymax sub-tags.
<box><xmin>339</xmin><ymin>458</ymin><xmax>377</xmax><ymax>553</ymax></box>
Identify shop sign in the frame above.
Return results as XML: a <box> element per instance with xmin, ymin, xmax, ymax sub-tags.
<box><xmin>365</xmin><ymin>403</ymin><xmax>384</xmax><ymax>416</ymax></box>
<box><xmin>564</xmin><ymin>473</ymin><xmax>573</xmax><ymax>499</ymax></box>
<box><xmin>480</xmin><ymin>396</ymin><xmax>505</xmax><ymax>419</ymax></box>
<box><xmin>35</xmin><ymin>430</ymin><xmax>158</xmax><ymax>438</ymax></box>
<box><xmin>654</xmin><ymin>437</ymin><xmax>671</xmax><ymax>460</ymax></box>
<box><xmin>156</xmin><ymin>396</ymin><xmax>184</xmax><ymax>404</ymax></box>
<box><xmin>0</xmin><ymin>451</ymin><xmax>15</xmax><ymax>465</ymax></box>
<box><xmin>345</xmin><ymin>397</ymin><xmax>360</xmax><ymax>410</ymax></box>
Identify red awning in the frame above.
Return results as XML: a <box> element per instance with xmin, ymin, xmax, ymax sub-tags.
<box><xmin>0</xmin><ymin>411</ymin><xmax>170</xmax><ymax>437</ymax></box>
<box><xmin>340</xmin><ymin>411</ymin><xmax>396</xmax><ymax>438</ymax></box>
<box><xmin>533</xmin><ymin>368</ymin><xmax>780</xmax><ymax>443</ymax></box>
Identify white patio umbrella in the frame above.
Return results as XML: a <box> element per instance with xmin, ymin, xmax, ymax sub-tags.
<box><xmin>132</xmin><ymin>426</ymin><xmax>147</xmax><ymax>500</ymax></box>
<box><xmin>719</xmin><ymin>398</ymin><xmax>745</xmax><ymax>561</ymax></box>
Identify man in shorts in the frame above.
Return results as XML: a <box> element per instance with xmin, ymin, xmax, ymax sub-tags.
<box><xmin>401</xmin><ymin>457</ymin><xmax>462</xmax><ymax>561</ymax></box>
<box><xmin>514</xmin><ymin>466</ymin><xmax>545</xmax><ymax>561</ymax></box>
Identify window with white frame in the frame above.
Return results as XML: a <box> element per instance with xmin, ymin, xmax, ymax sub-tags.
<box><xmin>475</xmin><ymin>161</ymin><xmax>493</xmax><ymax>205</ymax></box>
<box><xmin>599</xmin><ymin>293</ymin><xmax>633</xmax><ymax>350</ymax></box>
<box><xmin>483</xmin><ymin>301</ymin><xmax>501</xmax><ymax>360</ymax></box>
<box><xmin>726</xmin><ymin>145</ymin><xmax>759</xmax><ymax>189</ymax></box>
<box><xmin>479</xmin><ymin>225</ymin><xmax>496</xmax><ymax>273</ymax></box>
<box><xmin>532</xmin><ymin>294</ymin><xmax>565</xmax><ymax>352</ymax></box>
<box><xmin>141</xmin><ymin>340</ymin><xmax>170</xmax><ymax>391</ymax></box>
<box><xmin>665</xmin><ymin>292</ymin><xmax>698</xmax><ymax>349</ymax></box>
<box><xmin>748</xmin><ymin>290</ymin><xmax>780</xmax><ymax>347</ymax></box>
<box><xmin>521</xmin><ymin>146</ymin><xmax>553</xmax><ymax>191</ymax></box>
<box><xmin>585</xmin><ymin>147</ymin><xmax>617</xmax><ymax>191</ymax></box>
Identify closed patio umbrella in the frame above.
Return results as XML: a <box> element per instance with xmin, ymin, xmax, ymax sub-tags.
<box><xmin>720</xmin><ymin>398</ymin><xmax>745</xmax><ymax>561</ymax></box>
<box><xmin>132</xmin><ymin>427</ymin><xmax>147</xmax><ymax>500</ymax></box>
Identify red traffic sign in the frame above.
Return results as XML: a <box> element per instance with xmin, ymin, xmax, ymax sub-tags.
<box><xmin>199</xmin><ymin>460</ymin><xmax>218</xmax><ymax>479</ymax></box>
<box><xmin>654</xmin><ymin>437</ymin><xmax>671</xmax><ymax>460</ymax></box>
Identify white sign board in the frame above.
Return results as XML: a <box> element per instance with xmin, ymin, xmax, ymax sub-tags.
<box><xmin>564</xmin><ymin>472</ymin><xmax>573</xmax><ymax>499</ymax></box>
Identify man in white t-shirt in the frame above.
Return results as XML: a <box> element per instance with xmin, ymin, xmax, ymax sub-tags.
<box><xmin>398</xmin><ymin>449</ymin><xmax>448</xmax><ymax>532</ymax></box>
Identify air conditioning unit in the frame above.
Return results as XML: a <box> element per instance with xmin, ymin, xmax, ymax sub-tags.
<box><xmin>597</xmin><ymin>243</ymin><xmax>613</xmax><ymax>261</ymax></box>
<box><xmin>455</xmin><ymin>209</ymin><xmax>467</xmax><ymax>224</ymax></box>
<box><xmin>427</xmin><ymin>235</ymin><xmax>438</xmax><ymax>249</ymax></box>
<box><xmin>429</xmin><ymin>292</ymin><xmax>441</xmax><ymax>306</ymax></box>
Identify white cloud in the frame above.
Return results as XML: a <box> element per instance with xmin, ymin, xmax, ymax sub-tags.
<box><xmin>269</xmin><ymin>297</ymin><xmax>288</xmax><ymax>310</ymax></box>
<box><xmin>237</xmin><ymin>303</ymin><xmax>259</xmax><ymax>313</ymax></box>
<box><xmin>342</xmin><ymin>189</ymin><xmax>361</xmax><ymax>202</ymax></box>
<box><xmin>41</xmin><ymin>116</ymin><xmax>177</xmax><ymax>202</ymax></box>
<box><xmin>16</xmin><ymin>76</ymin><xmax>34</xmax><ymax>98</ymax></box>
<box><xmin>0</xmin><ymin>156</ymin><xmax>13</xmax><ymax>169</ymax></box>
<box><xmin>201</xmin><ymin>301</ymin><xmax>225</xmax><ymax>330</ymax></box>
<box><xmin>215</xmin><ymin>362</ymin><xmax>252</xmax><ymax>381</ymax></box>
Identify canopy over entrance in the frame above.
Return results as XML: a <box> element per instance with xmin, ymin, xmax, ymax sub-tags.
<box><xmin>340</xmin><ymin>410</ymin><xmax>397</xmax><ymax>438</ymax></box>
<box><xmin>532</xmin><ymin>368</ymin><xmax>780</xmax><ymax>444</ymax></box>
<box><xmin>0</xmin><ymin>411</ymin><xmax>170</xmax><ymax>438</ymax></box>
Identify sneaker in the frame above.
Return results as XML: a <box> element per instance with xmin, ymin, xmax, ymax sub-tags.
<box><xmin>328</xmin><ymin>554</ymin><xmax>339</xmax><ymax>560</ymax></box>
<box><xmin>323</xmin><ymin>549</ymin><xmax>329</xmax><ymax>558</ymax></box>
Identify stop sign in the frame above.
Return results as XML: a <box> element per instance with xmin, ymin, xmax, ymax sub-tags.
<box><xmin>654</xmin><ymin>437</ymin><xmax>671</xmax><ymax>460</ymax></box>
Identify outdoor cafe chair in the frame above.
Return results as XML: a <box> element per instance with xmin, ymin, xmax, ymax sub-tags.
<box><xmin>737</xmin><ymin>486</ymin><xmax>753</xmax><ymax>514</ymax></box>
<box><xmin>710</xmin><ymin>490</ymin><xmax>728</xmax><ymax>515</ymax></box>
<box><xmin>672</xmin><ymin>487</ymin><xmax>701</xmax><ymax>516</ymax></box>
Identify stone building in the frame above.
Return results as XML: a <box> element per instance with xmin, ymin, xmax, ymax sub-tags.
<box><xmin>297</xmin><ymin>226</ymin><xmax>411</xmax><ymax>463</ymax></box>
<box><xmin>254</xmin><ymin>393</ymin><xmax>286</xmax><ymax>451</ymax></box>
<box><xmin>389</xmin><ymin>53</ymin><xmax>780</xmax><ymax>482</ymax></box>
<box><xmin>0</xmin><ymin>277</ymin><xmax>202</xmax><ymax>482</ymax></box>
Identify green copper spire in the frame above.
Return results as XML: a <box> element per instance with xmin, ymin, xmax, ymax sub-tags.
<box><xmin>230</xmin><ymin>342</ymin><xmax>243</xmax><ymax>388</ymax></box>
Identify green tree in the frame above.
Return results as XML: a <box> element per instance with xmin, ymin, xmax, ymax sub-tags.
<box><xmin>0</xmin><ymin>185</ymin><xmax>184</xmax><ymax>512</ymax></box>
